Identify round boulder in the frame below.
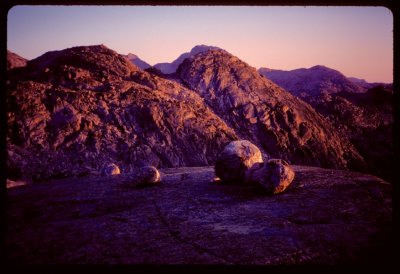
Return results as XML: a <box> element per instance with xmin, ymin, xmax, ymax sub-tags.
<box><xmin>101</xmin><ymin>163</ymin><xmax>121</xmax><ymax>176</ymax></box>
<box><xmin>215</xmin><ymin>140</ymin><xmax>263</xmax><ymax>183</ymax></box>
<box><xmin>245</xmin><ymin>159</ymin><xmax>295</xmax><ymax>194</ymax></box>
<box><xmin>132</xmin><ymin>166</ymin><xmax>161</xmax><ymax>186</ymax></box>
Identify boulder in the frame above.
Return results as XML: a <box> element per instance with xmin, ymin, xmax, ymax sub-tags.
<box><xmin>101</xmin><ymin>163</ymin><xmax>120</xmax><ymax>176</ymax></box>
<box><xmin>246</xmin><ymin>159</ymin><xmax>295</xmax><ymax>194</ymax></box>
<box><xmin>215</xmin><ymin>140</ymin><xmax>263</xmax><ymax>183</ymax></box>
<box><xmin>131</xmin><ymin>165</ymin><xmax>161</xmax><ymax>186</ymax></box>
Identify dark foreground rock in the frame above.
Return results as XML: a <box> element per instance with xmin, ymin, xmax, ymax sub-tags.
<box><xmin>6</xmin><ymin>166</ymin><xmax>392</xmax><ymax>264</ymax></box>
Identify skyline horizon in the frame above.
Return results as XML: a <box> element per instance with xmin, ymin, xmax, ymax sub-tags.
<box><xmin>8</xmin><ymin>42</ymin><xmax>392</xmax><ymax>84</ymax></box>
<box><xmin>7</xmin><ymin>6</ymin><xmax>393</xmax><ymax>83</ymax></box>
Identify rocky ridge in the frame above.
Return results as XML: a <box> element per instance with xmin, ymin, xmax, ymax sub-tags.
<box><xmin>7</xmin><ymin>44</ymin><xmax>389</xmax><ymax>182</ymax></box>
<box><xmin>6</xmin><ymin>45</ymin><xmax>237</xmax><ymax>181</ymax></box>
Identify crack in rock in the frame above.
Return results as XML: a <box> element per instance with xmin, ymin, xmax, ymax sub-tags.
<box><xmin>151</xmin><ymin>199</ymin><xmax>234</xmax><ymax>264</ymax></box>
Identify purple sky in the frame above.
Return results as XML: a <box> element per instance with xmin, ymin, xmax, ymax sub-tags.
<box><xmin>7</xmin><ymin>6</ymin><xmax>393</xmax><ymax>83</ymax></box>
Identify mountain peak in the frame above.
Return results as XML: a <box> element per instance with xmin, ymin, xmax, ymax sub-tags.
<box><xmin>126</xmin><ymin>53</ymin><xmax>138</xmax><ymax>59</ymax></box>
<box><xmin>190</xmin><ymin>44</ymin><xmax>221</xmax><ymax>54</ymax></box>
<box><xmin>27</xmin><ymin>44</ymin><xmax>138</xmax><ymax>73</ymax></box>
<box><xmin>154</xmin><ymin>45</ymin><xmax>224</xmax><ymax>74</ymax></box>
<box><xmin>309</xmin><ymin>65</ymin><xmax>330</xmax><ymax>70</ymax></box>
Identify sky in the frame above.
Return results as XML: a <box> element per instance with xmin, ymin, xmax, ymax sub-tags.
<box><xmin>7</xmin><ymin>6</ymin><xmax>393</xmax><ymax>83</ymax></box>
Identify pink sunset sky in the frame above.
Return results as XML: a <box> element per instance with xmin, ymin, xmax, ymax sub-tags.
<box><xmin>7</xmin><ymin>6</ymin><xmax>393</xmax><ymax>83</ymax></box>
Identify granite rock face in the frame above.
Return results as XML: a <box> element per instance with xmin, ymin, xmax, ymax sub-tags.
<box><xmin>177</xmin><ymin>49</ymin><xmax>366</xmax><ymax>171</ymax></box>
<box><xmin>245</xmin><ymin>159</ymin><xmax>295</xmax><ymax>194</ymax></box>
<box><xmin>214</xmin><ymin>140</ymin><xmax>263</xmax><ymax>183</ymax></box>
<box><xmin>6</xmin><ymin>45</ymin><xmax>237</xmax><ymax>181</ymax></box>
<box><xmin>6</xmin><ymin>166</ymin><xmax>393</xmax><ymax>264</ymax></box>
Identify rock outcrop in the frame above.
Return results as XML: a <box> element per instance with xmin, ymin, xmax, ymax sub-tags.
<box><xmin>214</xmin><ymin>140</ymin><xmax>263</xmax><ymax>183</ymax></box>
<box><xmin>6</xmin><ymin>45</ymin><xmax>237</xmax><ymax>181</ymax></box>
<box><xmin>177</xmin><ymin>49</ymin><xmax>366</xmax><ymax>171</ymax></box>
<box><xmin>6</xmin><ymin>166</ymin><xmax>393</xmax><ymax>264</ymax></box>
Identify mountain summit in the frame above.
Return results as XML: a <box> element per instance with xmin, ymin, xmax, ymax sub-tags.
<box><xmin>154</xmin><ymin>45</ymin><xmax>221</xmax><ymax>74</ymax></box>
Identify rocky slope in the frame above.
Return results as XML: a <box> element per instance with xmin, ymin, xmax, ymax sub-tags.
<box><xmin>7</xmin><ymin>50</ymin><xmax>27</xmax><ymax>70</ymax></box>
<box><xmin>313</xmin><ymin>86</ymin><xmax>394</xmax><ymax>182</ymax></box>
<box><xmin>6</xmin><ymin>166</ymin><xmax>393</xmax><ymax>264</ymax></box>
<box><xmin>154</xmin><ymin>45</ymin><xmax>220</xmax><ymax>74</ymax></box>
<box><xmin>124</xmin><ymin>53</ymin><xmax>151</xmax><ymax>70</ymax></box>
<box><xmin>259</xmin><ymin>65</ymin><xmax>393</xmax><ymax>182</ymax></box>
<box><xmin>6</xmin><ymin>45</ymin><xmax>237</xmax><ymax>181</ymax></box>
<box><xmin>177</xmin><ymin>49</ymin><xmax>366</xmax><ymax>171</ymax></box>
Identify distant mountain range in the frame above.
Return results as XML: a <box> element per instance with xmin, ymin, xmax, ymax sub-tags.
<box><xmin>347</xmin><ymin>76</ymin><xmax>392</xmax><ymax>90</ymax></box>
<box><xmin>6</xmin><ymin>45</ymin><xmax>393</xmax><ymax>182</ymax></box>
<box><xmin>259</xmin><ymin>65</ymin><xmax>366</xmax><ymax>97</ymax></box>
